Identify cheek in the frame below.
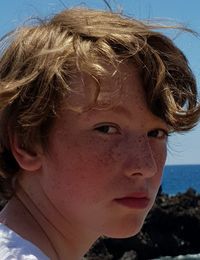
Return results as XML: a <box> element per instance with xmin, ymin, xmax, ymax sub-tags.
<box><xmin>152</xmin><ymin>141</ymin><xmax>167</xmax><ymax>169</ymax></box>
<box><xmin>44</xmin><ymin>138</ymin><xmax>117</xmax><ymax>197</ymax></box>
<box><xmin>150</xmin><ymin>140</ymin><xmax>167</xmax><ymax>185</ymax></box>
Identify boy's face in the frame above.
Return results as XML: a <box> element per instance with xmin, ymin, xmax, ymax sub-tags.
<box><xmin>39</xmin><ymin>63</ymin><xmax>167</xmax><ymax>239</ymax></box>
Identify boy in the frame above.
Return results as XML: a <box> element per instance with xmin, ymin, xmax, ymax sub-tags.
<box><xmin>0</xmin><ymin>7</ymin><xmax>199</xmax><ymax>260</ymax></box>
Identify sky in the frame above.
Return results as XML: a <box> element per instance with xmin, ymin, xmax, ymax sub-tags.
<box><xmin>0</xmin><ymin>0</ymin><xmax>200</xmax><ymax>165</ymax></box>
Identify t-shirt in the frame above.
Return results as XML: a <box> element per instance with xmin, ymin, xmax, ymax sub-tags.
<box><xmin>0</xmin><ymin>223</ymin><xmax>49</xmax><ymax>260</ymax></box>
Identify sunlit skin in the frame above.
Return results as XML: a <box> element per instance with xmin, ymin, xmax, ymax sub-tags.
<box><xmin>0</xmin><ymin>63</ymin><xmax>168</xmax><ymax>260</ymax></box>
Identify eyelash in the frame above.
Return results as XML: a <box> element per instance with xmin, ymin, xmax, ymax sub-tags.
<box><xmin>94</xmin><ymin>124</ymin><xmax>120</xmax><ymax>135</ymax></box>
<box><xmin>94</xmin><ymin>124</ymin><xmax>169</xmax><ymax>139</ymax></box>
<box><xmin>147</xmin><ymin>129</ymin><xmax>169</xmax><ymax>139</ymax></box>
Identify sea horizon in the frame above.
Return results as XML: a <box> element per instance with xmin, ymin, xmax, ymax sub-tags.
<box><xmin>162</xmin><ymin>164</ymin><xmax>200</xmax><ymax>195</ymax></box>
<box><xmin>165</xmin><ymin>163</ymin><xmax>200</xmax><ymax>166</ymax></box>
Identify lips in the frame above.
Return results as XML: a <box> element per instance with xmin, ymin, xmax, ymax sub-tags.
<box><xmin>114</xmin><ymin>192</ymin><xmax>150</xmax><ymax>209</ymax></box>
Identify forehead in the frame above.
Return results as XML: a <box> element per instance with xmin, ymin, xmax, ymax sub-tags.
<box><xmin>64</xmin><ymin>62</ymin><xmax>146</xmax><ymax>112</ymax></box>
<box><xmin>52</xmin><ymin>62</ymin><xmax>167</xmax><ymax>137</ymax></box>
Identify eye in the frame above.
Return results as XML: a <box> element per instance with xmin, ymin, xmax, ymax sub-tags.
<box><xmin>94</xmin><ymin>124</ymin><xmax>120</xmax><ymax>135</ymax></box>
<box><xmin>147</xmin><ymin>129</ymin><xmax>169</xmax><ymax>140</ymax></box>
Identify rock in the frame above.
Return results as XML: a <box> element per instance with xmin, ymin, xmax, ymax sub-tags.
<box><xmin>85</xmin><ymin>238</ymin><xmax>113</xmax><ymax>259</ymax></box>
<box><xmin>120</xmin><ymin>250</ymin><xmax>138</xmax><ymax>260</ymax></box>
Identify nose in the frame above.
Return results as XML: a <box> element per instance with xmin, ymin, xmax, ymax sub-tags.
<box><xmin>124</xmin><ymin>134</ymin><xmax>158</xmax><ymax>179</ymax></box>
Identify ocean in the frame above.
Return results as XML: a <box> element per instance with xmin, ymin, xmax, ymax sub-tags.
<box><xmin>162</xmin><ymin>164</ymin><xmax>200</xmax><ymax>195</ymax></box>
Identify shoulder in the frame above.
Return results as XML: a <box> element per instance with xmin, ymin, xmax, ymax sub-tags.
<box><xmin>0</xmin><ymin>223</ymin><xmax>49</xmax><ymax>260</ymax></box>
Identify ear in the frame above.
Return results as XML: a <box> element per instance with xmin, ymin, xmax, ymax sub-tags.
<box><xmin>10</xmin><ymin>134</ymin><xmax>42</xmax><ymax>172</ymax></box>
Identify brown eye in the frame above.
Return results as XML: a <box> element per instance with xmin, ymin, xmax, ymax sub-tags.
<box><xmin>147</xmin><ymin>129</ymin><xmax>169</xmax><ymax>139</ymax></box>
<box><xmin>94</xmin><ymin>124</ymin><xmax>120</xmax><ymax>134</ymax></box>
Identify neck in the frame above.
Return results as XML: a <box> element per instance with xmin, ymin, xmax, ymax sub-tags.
<box><xmin>0</xmin><ymin>188</ymin><xmax>97</xmax><ymax>260</ymax></box>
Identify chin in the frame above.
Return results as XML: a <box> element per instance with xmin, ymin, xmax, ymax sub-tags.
<box><xmin>103</xmin><ymin>217</ymin><xmax>145</xmax><ymax>239</ymax></box>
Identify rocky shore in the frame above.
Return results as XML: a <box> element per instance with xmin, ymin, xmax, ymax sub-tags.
<box><xmin>86</xmin><ymin>188</ymin><xmax>200</xmax><ymax>260</ymax></box>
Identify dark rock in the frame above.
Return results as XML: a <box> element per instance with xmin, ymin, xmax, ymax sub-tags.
<box><xmin>120</xmin><ymin>250</ymin><xmax>138</xmax><ymax>260</ymax></box>
<box><xmin>85</xmin><ymin>238</ymin><xmax>113</xmax><ymax>259</ymax></box>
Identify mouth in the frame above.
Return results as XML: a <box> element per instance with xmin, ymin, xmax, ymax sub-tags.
<box><xmin>114</xmin><ymin>192</ymin><xmax>150</xmax><ymax>209</ymax></box>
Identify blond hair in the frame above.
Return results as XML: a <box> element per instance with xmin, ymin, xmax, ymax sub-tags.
<box><xmin>0</xmin><ymin>8</ymin><xmax>199</xmax><ymax>199</ymax></box>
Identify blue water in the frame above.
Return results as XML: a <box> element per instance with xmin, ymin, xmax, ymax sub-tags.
<box><xmin>162</xmin><ymin>164</ymin><xmax>200</xmax><ymax>195</ymax></box>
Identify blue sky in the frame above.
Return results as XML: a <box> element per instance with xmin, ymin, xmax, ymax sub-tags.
<box><xmin>0</xmin><ymin>0</ymin><xmax>200</xmax><ymax>165</ymax></box>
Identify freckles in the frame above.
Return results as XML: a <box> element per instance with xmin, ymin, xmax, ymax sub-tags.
<box><xmin>152</xmin><ymin>145</ymin><xmax>167</xmax><ymax>172</ymax></box>
<box><xmin>109</xmin><ymin>136</ymin><xmax>146</xmax><ymax>169</ymax></box>
<box><xmin>85</xmin><ymin>138</ymin><xmax>115</xmax><ymax>168</ymax></box>
<box><xmin>108</xmin><ymin>138</ymin><xmax>132</xmax><ymax>168</ymax></box>
<box><xmin>152</xmin><ymin>141</ymin><xmax>167</xmax><ymax>160</ymax></box>
<box><xmin>109</xmin><ymin>142</ymin><xmax>123</xmax><ymax>161</ymax></box>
